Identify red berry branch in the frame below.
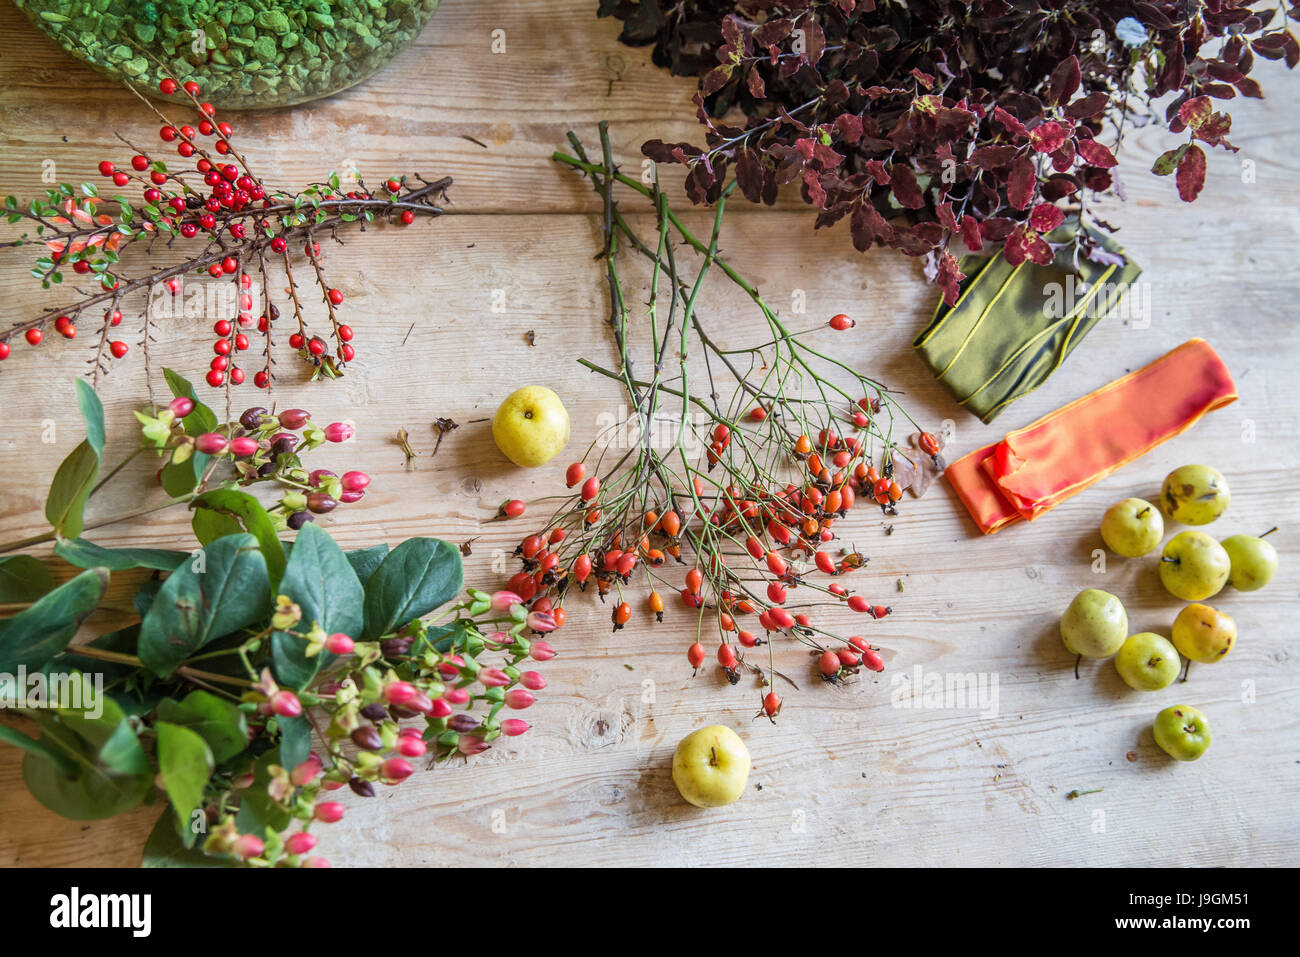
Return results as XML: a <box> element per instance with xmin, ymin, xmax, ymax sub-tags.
<box><xmin>0</xmin><ymin>75</ymin><xmax>451</xmax><ymax>391</ymax></box>
<box><xmin>500</xmin><ymin>126</ymin><xmax>945</xmax><ymax>720</ymax></box>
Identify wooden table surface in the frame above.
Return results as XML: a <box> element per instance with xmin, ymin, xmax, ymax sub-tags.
<box><xmin>1</xmin><ymin>0</ymin><xmax>1298</xmax><ymax>868</ymax></box>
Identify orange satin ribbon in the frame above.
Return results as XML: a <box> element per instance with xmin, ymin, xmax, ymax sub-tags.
<box><xmin>946</xmin><ymin>339</ymin><xmax>1238</xmax><ymax>534</ymax></box>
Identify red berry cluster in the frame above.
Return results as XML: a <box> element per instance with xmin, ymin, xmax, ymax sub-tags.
<box><xmin>1</xmin><ymin>76</ymin><xmax>452</xmax><ymax>389</ymax></box>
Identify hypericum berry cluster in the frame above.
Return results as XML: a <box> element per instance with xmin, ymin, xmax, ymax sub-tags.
<box><xmin>203</xmin><ymin>589</ymin><xmax>557</xmax><ymax>867</ymax></box>
<box><xmin>0</xmin><ymin>75</ymin><xmax>451</xmax><ymax>389</ymax></box>
<box><xmin>138</xmin><ymin>396</ymin><xmax>367</xmax><ymax>530</ymax></box>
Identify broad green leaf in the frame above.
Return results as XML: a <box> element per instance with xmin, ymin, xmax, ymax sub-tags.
<box><xmin>0</xmin><ymin>555</ymin><xmax>53</xmax><ymax>603</ymax></box>
<box><xmin>276</xmin><ymin>715</ymin><xmax>311</xmax><ymax>770</ymax></box>
<box><xmin>137</xmin><ymin>535</ymin><xmax>270</xmax><ymax>677</ymax></box>
<box><xmin>0</xmin><ymin>723</ymin><xmax>77</xmax><ymax>776</ymax></box>
<box><xmin>191</xmin><ymin>488</ymin><xmax>287</xmax><ymax>589</ymax></box>
<box><xmin>192</xmin><ymin>508</ymin><xmax>244</xmax><ymax>544</ymax></box>
<box><xmin>44</xmin><ymin>440</ymin><xmax>100</xmax><ymax>539</ymax></box>
<box><xmin>272</xmin><ymin>522</ymin><xmax>363</xmax><ymax>688</ymax></box>
<box><xmin>56</xmin><ymin>686</ymin><xmax>151</xmax><ymax>778</ymax></box>
<box><xmin>20</xmin><ymin>697</ymin><xmax>151</xmax><ymax>820</ymax></box>
<box><xmin>0</xmin><ymin>568</ymin><xmax>109</xmax><ymax>673</ymax></box>
<box><xmin>74</xmin><ymin>379</ymin><xmax>106</xmax><ymax>460</ymax></box>
<box><xmin>54</xmin><ymin>537</ymin><xmax>187</xmax><ymax>572</ymax></box>
<box><xmin>142</xmin><ymin>811</ymin><xmax>233</xmax><ymax>867</ymax></box>
<box><xmin>363</xmin><ymin>538</ymin><xmax>464</xmax><ymax>639</ymax></box>
<box><xmin>346</xmin><ymin>544</ymin><xmax>389</xmax><ymax>587</ymax></box>
<box><xmin>155</xmin><ymin>721</ymin><xmax>214</xmax><ymax>828</ymax></box>
<box><xmin>157</xmin><ymin>690</ymin><xmax>248</xmax><ymax>763</ymax></box>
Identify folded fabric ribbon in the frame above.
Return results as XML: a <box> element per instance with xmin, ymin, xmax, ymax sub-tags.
<box><xmin>946</xmin><ymin>339</ymin><xmax>1238</xmax><ymax>535</ymax></box>
<box><xmin>913</xmin><ymin>222</ymin><xmax>1143</xmax><ymax>424</ymax></box>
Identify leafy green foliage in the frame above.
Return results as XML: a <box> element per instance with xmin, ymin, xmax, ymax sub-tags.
<box><xmin>363</xmin><ymin>538</ymin><xmax>464</xmax><ymax>639</ymax></box>
<box><xmin>272</xmin><ymin>522</ymin><xmax>364</xmax><ymax>688</ymax></box>
<box><xmin>191</xmin><ymin>488</ymin><xmax>286</xmax><ymax>589</ymax></box>
<box><xmin>137</xmin><ymin>534</ymin><xmax>270</xmax><ymax>677</ymax></box>
<box><xmin>0</xmin><ymin>568</ymin><xmax>109</xmax><ymax>673</ymax></box>
<box><xmin>54</xmin><ymin>537</ymin><xmax>187</xmax><ymax>572</ymax></box>
<box><xmin>155</xmin><ymin>721</ymin><xmax>215</xmax><ymax>834</ymax></box>
<box><xmin>0</xmin><ymin>555</ymin><xmax>53</xmax><ymax>603</ymax></box>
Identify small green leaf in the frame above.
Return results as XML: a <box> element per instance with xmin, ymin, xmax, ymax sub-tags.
<box><xmin>363</xmin><ymin>538</ymin><xmax>464</xmax><ymax>639</ymax></box>
<box><xmin>137</xmin><ymin>535</ymin><xmax>270</xmax><ymax>677</ymax></box>
<box><xmin>345</xmin><ymin>544</ymin><xmax>388</xmax><ymax>586</ymax></box>
<box><xmin>0</xmin><ymin>723</ymin><xmax>78</xmax><ymax>776</ymax></box>
<box><xmin>191</xmin><ymin>488</ymin><xmax>286</xmax><ymax>589</ymax></box>
<box><xmin>44</xmin><ymin>440</ymin><xmax>100</xmax><ymax>539</ymax></box>
<box><xmin>157</xmin><ymin>690</ymin><xmax>248</xmax><ymax>763</ymax></box>
<box><xmin>54</xmin><ymin>537</ymin><xmax>187</xmax><ymax>572</ymax></box>
<box><xmin>276</xmin><ymin>715</ymin><xmax>310</xmax><ymax>769</ymax></box>
<box><xmin>0</xmin><ymin>568</ymin><xmax>109</xmax><ymax>673</ymax></box>
<box><xmin>155</xmin><ymin>721</ymin><xmax>214</xmax><ymax>828</ymax></box>
<box><xmin>0</xmin><ymin>555</ymin><xmax>54</xmax><ymax>603</ymax></box>
<box><xmin>272</xmin><ymin>522</ymin><xmax>363</xmax><ymax>688</ymax></box>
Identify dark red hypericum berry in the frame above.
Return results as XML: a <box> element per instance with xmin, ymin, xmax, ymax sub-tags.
<box><xmin>269</xmin><ymin>690</ymin><xmax>302</xmax><ymax>718</ymax></box>
<box><xmin>195</xmin><ymin>432</ymin><xmax>229</xmax><ymax>455</ymax></box>
<box><xmin>97</xmin><ymin>160</ymin><xmax>115</xmax><ymax>176</ymax></box>
<box><xmin>351</xmin><ymin>726</ymin><xmax>384</xmax><ymax>751</ymax></box>
<box><xmin>159</xmin><ymin>77</ymin><xmax>178</xmax><ymax>95</ymax></box>
<box><xmin>109</xmin><ymin>340</ymin><xmax>128</xmax><ymax>358</ymax></box>
<box><xmin>169</xmin><ymin>396</ymin><xmax>194</xmax><ymax>417</ymax></box>
<box><xmin>239</xmin><ymin>406</ymin><xmax>268</xmax><ymax>430</ymax></box>
<box><xmin>306</xmin><ymin>492</ymin><xmax>337</xmax><ymax>514</ymax></box>
<box><xmin>327</xmin><ymin>288</ymin><xmax>343</xmax><ymax>306</ymax></box>
<box><xmin>278</xmin><ymin>408</ymin><xmax>310</xmax><ymax>429</ymax></box>
<box><xmin>270</xmin><ymin>236</ymin><xmax>287</xmax><ymax>253</ymax></box>
<box><xmin>286</xmin><ymin>510</ymin><xmax>313</xmax><ymax>530</ymax></box>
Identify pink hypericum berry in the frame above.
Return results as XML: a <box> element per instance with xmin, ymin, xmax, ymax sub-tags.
<box><xmin>324</xmin><ymin>633</ymin><xmax>355</xmax><ymax>655</ymax></box>
<box><xmin>526</xmin><ymin>611</ymin><xmax>557</xmax><ymax>633</ymax></box>
<box><xmin>381</xmin><ymin>758</ymin><xmax>414</xmax><ymax>783</ymax></box>
<box><xmin>269</xmin><ymin>690</ymin><xmax>302</xmax><ymax>718</ymax></box>
<box><xmin>302</xmin><ymin>857</ymin><xmax>331</xmax><ymax>868</ymax></box>
<box><xmin>478</xmin><ymin>667</ymin><xmax>510</xmax><ymax>688</ymax></box>
<box><xmin>339</xmin><ymin>490</ymin><xmax>365</xmax><ymax>504</ymax></box>
<box><xmin>321</xmin><ymin>777</ymin><xmax>346</xmax><ymax>791</ymax></box>
<box><xmin>195</xmin><ymin>432</ymin><xmax>229</xmax><ymax>455</ymax></box>
<box><xmin>382</xmin><ymin>681</ymin><xmax>417</xmax><ymax>705</ymax></box>
<box><xmin>284</xmin><ymin>832</ymin><xmax>317</xmax><ymax>856</ymax></box>
<box><xmin>530</xmin><ymin>640</ymin><xmax>556</xmax><ymax>662</ymax></box>
<box><xmin>504</xmin><ymin>689</ymin><xmax>535</xmax><ymax>710</ymax></box>
<box><xmin>232</xmin><ymin>834</ymin><xmax>264</xmax><ymax>860</ymax></box>
<box><xmin>437</xmin><ymin>654</ymin><xmax>465</xmax><ymax>679</ymax></box>
<box><xmin>396</xmin><ymin>736</ymin><xmax>427</xmax><ymax>758</ymax></box>
<box><xmin>457</xmin><ymin>736</ymin><xmax>490</xmax><ymax>756</ymax></box>
<box><xmin>520</xmin><ymin>671</ymin><xmax>547</xmax><ymax>691</ymax></box>
<box><xmin>232</xmin><ymin>772</ymin><xmax>256</xmax><ymax>789</ymax></box>
<box><xmin>501</xmin><ymin>719</ymin><xmax>531</xmax><ymax>737</ymax></box>
<box><xmin>430</xmin><ymin>698</ymin><xmax>453</xmax><ymax>718</ymax></box>
<box><xmin>445</xmin><ymin>687</ymin><xmax>470</xmax><ymax>705</ymax></box>
<box><xmin>489</xmin><ymin>631</ymin><xmax>513</xmax><ymax>645</ymax></box>
<box><xmin>408</xmin><ymin>692</ymin><xmax>434</xmax><ymax>714</ymax></box>
<box><xmin>314</xmin><ymin>802</ymin><xmax>345</xmax><ymax>823</ymax></box>
<box><xmin>323</xmin><ymin>422</ymin><xmax>354</xmax><ymax>443</ymax></box>
<box><xmin>228</xmin><ymin>436</ymin><xmax>259</xmax><ymax>457</ymax></box>
<box><xmin>340</xmin><ymin>470</ymin><xmax>370</xmax><ymax>492</ymax></box>
<box><xmin>290</xmin><ymin>753</ymin><xmax>322</xmax><ymax>787</ymax></box>
<box><xmin>168</xmin><ymin>396</ymin><xmax>195</xmax><ymax>418</ymax></box>
<box><xmin>490</xmin><ymin>590</ymin><xmax>522</xmax><ymax>613</ymax></box>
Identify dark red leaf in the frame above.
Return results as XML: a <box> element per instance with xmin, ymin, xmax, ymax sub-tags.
<box><xmin>969</xmin><ymin>145</ymin><xmax>1017</xmax><ymax>170</ymax></box>
<box><xmin>959</xmin><ymin>215</ymin><xmax>984</xmax><ymax>251</ymax></box>
<box><xmin>992</xmin><ymin>106</ymin><xmax>1027</xmax><ymax>137</ymax></box>
<box><xmin>850</xmin><ymin>201</ymin><xmax>894</xmax><ymax>251</ymax></box>
<box><xmin>936</xmin><ymin>251</ymin><xmax>965</xmax><ymax>306</ymax></box>
<box><xmin>1175</xmin><ymin>144</ymin><xmax>1207</xmax><ymax>202</ymax></box>
<box><xmin>1178</xmin><ymin>95</ymin><xmax>1213</xmax><ymax>129</ymax></box>
<box><xmin>1064</xmin><ymin>91</ymin><xmax>1110</xmax><ymax>119</ymax></box>
<box><xmin>1007</xmin><ymin>156</ymin><xmax>1037</xmax><ymax>210</ymax></box>
<box><xmin>889</xmin><ymin>163</ymin><xmax>925</xmax><ymax>209</ymax></box>
<box><xmin>1048</xmin><ymin>56</ymin><xmax>1081</xmax><ymax>106</ymax></box>
<box><xmin>834</xmin><ymin>113</ymin><xmax>864</xmax><ymax>144</ymax></box>
<box><xmin>1076</xmin><ymin>138</ymin><xmax>1118</xmax><ymax>168</ymax></box>
<box><xmin>1028</xmin><ymin>202</ymin><xmax>1065</xmax><ymax>233</ymax></box>
<box><xmin>1029</xmin><ymin>121</ymin><xmax>1070</xmax><ymax>153</ymax></box>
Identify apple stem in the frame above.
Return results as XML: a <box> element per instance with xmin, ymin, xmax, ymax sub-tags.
<box><xmin>1260</xmin><ymin>526</ymin><xmax>1278</xmax><ymax>539</ymax></box>
<box><xmin>1073</xmin><ymin>654</ymin><xmax>1081</xmax><ymax>680</ymax></box>
<box><xmin>1179</xmin><ymin>659</ymin><xmax>1191</xmax><ymax>683</ymax></box>
<box><xmin>709</xmin><ymin>746</ymin><xmax>718</xmax><ymax>767</ymax></box>
<box><xmin>1137</xmin><ymin>506</ymin><xmax>1149</xmax><ymax>518</ymax></box>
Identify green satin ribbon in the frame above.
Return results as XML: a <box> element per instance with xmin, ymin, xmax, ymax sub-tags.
<box><xmin>913</xmin><ymin>223</ymin><xmax>1142</xmax><ymax>424</ymax></box>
